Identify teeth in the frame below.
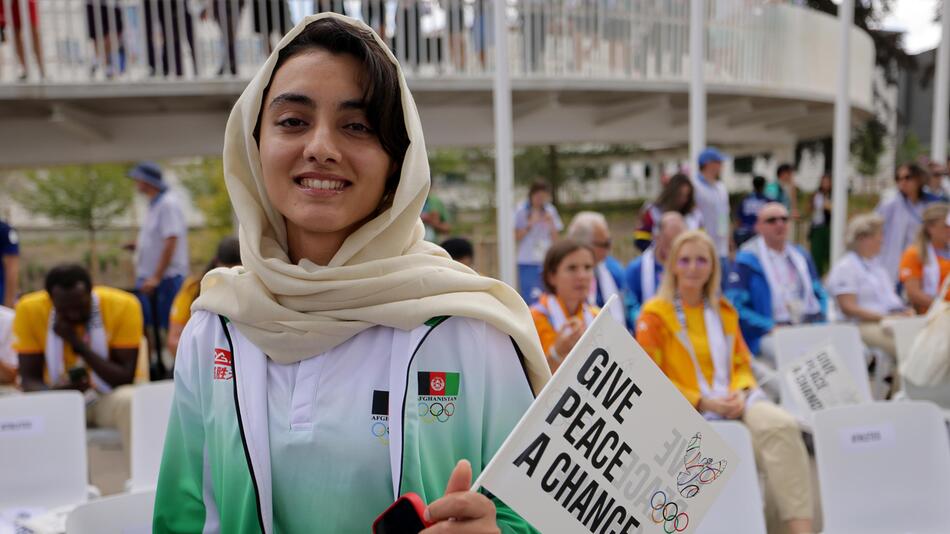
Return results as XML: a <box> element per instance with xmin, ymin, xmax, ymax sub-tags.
<box><xmin>300</xmin><ymin>178</ymin><xmax>346</xmax><ymax>191</ymax></box>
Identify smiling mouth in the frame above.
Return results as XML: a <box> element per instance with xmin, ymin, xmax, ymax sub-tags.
<box><xmin>294</xmin><ymin>176</ymin><xmax>352</xmax><ymax>192</ymax></box>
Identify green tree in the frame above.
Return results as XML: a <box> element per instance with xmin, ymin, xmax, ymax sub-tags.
<box><xmin>175</xmin><ymin>157</ymin><xmax>233</xmax><ymax>237</ymax></box>
<box><xmin>14</xmin><ymin>163</ymin><xmax>133</xmax><ymax>276</ymax></box>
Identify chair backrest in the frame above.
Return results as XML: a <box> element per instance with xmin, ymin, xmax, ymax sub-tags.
<box><xmin>881</xmin><ymin>317</ymin><xmax>950</xmax><ymax>408</ymax></box>
<box><xmin>773</xmin><ymin>323</ymin><xmax>872</xmax><ymax>425</ymax></box>
<box><xmin>65</xmin><ymin>490</ymin><xmax>155</xmax><ymax>534</ymax></box>
<box><xmin>129</xmin><ymin>380</ymin><xmax>174</xmax><ymax>492</ymax></box>
<box><xmin>881</xmin><ymin>316</ymin><xmax>927</xmax><ymax>365</ymax></box>
<box><xmin>814</xmin><ymin>401</ymin><xmax>950</xmax><ymax>534</ymax></box>
<box><xmin>0</xmin><ymin>391</ymin><xmax>88</xmax><ymax>509</ymax></box>
<box><xmin>696</xmin><ymin>421</ymin><xmax>766</xmax><ymax>534</ymax></box>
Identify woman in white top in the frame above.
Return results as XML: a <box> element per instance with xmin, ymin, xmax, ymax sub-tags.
<box><xmin>827</xmin><ymin>213</ymin><xmax>911</xmax><ymax>380</ymax></box>
<box><xmin>153</xmin><ymin>14</ymin><xmax>549</xmax><ymax>533</ymax></box>
<box><xmin>515</xmin><ymin>181</ymin><xmax>563</xmax><ymax>303</ymax></box>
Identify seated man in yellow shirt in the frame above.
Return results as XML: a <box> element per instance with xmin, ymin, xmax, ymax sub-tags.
<box><xmin>13</xmin><ymin>263</ymin><xmax>143</xmax><ymax>455</ymax></box>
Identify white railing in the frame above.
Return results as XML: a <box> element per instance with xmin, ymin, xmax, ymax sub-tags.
<box><xmin>0</xmin><ymin>0</ymin><xmax>873</xmax><ymax>108</ymax></box>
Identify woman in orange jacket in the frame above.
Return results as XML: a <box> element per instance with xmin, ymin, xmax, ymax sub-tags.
<box><xmin>635</xmin><ymin>230</ymin><xmax>814</xmax><ymax>534</ymax></box>
<box><xmin>531</xmin><ymin>239</ymin><xmax>600</xmax><ymax>373</ymax></box>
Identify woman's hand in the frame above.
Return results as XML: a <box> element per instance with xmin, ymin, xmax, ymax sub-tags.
<box><xmin>698</xmin><ymin>391</ymin><xmax>745</xmax><ymax>420</ymax></box>
<box><xmin>422</xmin><ymin>460</ymin><xmax>499</xmax><ymax>534</ymax></box>
<box><xmin>553</xmin><ymin>317</ymin><xmax>584</xmax><ymax>358</ymax></box>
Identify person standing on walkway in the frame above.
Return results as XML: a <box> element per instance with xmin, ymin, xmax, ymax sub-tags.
<box><xmin>128</xmin><ymin>162</ymin><xmax>189</xmax><ymax>364</ymax></box>
<box><xmin>692</xmin><ymin>147</ymin><xmax>731</xmax><ymax>257</ymax></box>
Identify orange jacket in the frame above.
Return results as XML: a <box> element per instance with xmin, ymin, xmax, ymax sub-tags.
<box><xmin>531</xmin><ymin>293</ymin><xmax>599</xmax><ymax>372</ymax></box>
<box><xmin>635</xmin><ymin>296</ymin><xmax>757</xmax><ymax>407</ymax></box>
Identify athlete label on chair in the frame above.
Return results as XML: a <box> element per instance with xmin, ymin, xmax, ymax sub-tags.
<box><xmin>783</xmin><ymin>344</ymin><xmax>862</xmax><ymax>412</ymax></box>
<box><xmin>839</xmin><ymin>423</ymin><xmax>896</xmax><ymax>451</ymax></box>
<box><xmin>0</xmin><ymin>416</ymin><xmax>44</xmax><ymax>437</ymax></box>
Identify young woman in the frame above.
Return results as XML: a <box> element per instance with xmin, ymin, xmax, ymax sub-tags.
<box><xmin>530</xmin><ymin>239</ymin><xmax>599</xmax><ymax>373</ymax></box>
<box><xmin>808</xmin><ymin>173</ymin><xmax>832</xmax><ymax>275</ymax></box>
<box><xmin>634</xmin><ymin>173</ymin><xmax>703</xmax><ymax>251</ymax></box>
<box><xmin>152</xmin><ymin>14</ymin><xmax>549</xmax><ymax>533</ymax></box>
<box><xmin>900</xmin><ymin>203</ymin><xmax>950</xmax><ymax>313</ymax></box>
<box><xmin>877</xmin><ymin>163</ymin><xmax>940</xmax><ymax>281</ymax></box>
<box><xmin>635</xmin><ymin>231</ymin><xmax>814</xmax><ymax>534</ymax></box>
<box><xmin>514</xmin><ymin>181</ymin><xmax>563</xmax><ymax>302</ymax></box>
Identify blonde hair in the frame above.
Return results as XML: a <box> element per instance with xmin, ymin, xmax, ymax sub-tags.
<box><xmin>845</xmin><ymin>213</ymin><xmax>884</xmax><ymax>251</ymax></box>
<box><xmin>917</xmin><ymin>203</ymin><xmax>949</xmax><ymax>263</ymax></box>
<box><xmin>656</xmin><ymin>230</ymin><xmax>721</xmax><ymax>303</ymax></box>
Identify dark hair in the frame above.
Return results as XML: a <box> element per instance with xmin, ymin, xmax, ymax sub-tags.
<box><xmin>440</xmin><ymin>237</ymin><xmax>473</xmax><ymax>261</ymax></box>
<box><xmin>752</xmin><ymin>175</ymin><xmax>766</xmax><ymax>191</ymax></box>
<box><xmin>528</xmin><ymin>180</ymin><xmax>550</xmax><ymax>202</ymax></box>
<box><xmin>542</xmin><ymin>239</ymin><xmax>594</xmax><ymax>294</ymax></box>
<box><xmin>256</xmin><ymin>18</ymin><xmax>410</xmax><ymax>207</ymax></box>
<box><xmin>214</xmin><ymin>236</ymin><xmax>241</xmax><ymax>267</ymax></box>
<box><xmin>45</xmin><ymin>264</ymin><xmax>92</xmax><ymax>294</ymax></box>
<box><xmin>654</xmin><ymin>174</ymin><xmax>695</xmax><ymax>214</ymax></box>
<box><xmin>777</xmin><ymin>163</ymin><xmax>794</xmax><ymax>177</ymax></box>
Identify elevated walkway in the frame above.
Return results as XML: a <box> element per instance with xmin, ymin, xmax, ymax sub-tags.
<box><xmin>0</xmin><ymin>0</ymin><xmax>875</xmax><ymax>167</ymax></box>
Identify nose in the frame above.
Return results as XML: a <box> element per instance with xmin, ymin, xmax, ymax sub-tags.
<box><xmin>303</xmin><ymin>122</ymin><xmax>342</xmax><ymax>165</ymax></box>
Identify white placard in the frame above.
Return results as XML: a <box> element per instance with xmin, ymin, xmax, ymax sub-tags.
<box><xmin>0</xmin><ymin>416</ymin><xmax>44</xmax><ymax>437</ymax></box>
<box><xmin>839</xmin><ymin>423</ymin><xmax>896</xmax><ymax>451</ymax></box>
<box><xmin>475</xmin><ymin>297</ymin><xmax>737</xmax><ymax>534</ymax></box>
<box><xmin>783</xmin><ymin>344</ymin><xmax>862</xmax><ymax>413</ymax></box>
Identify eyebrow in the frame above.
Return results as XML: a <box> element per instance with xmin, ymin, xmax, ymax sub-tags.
<box><xmin>268</xmin><ymin>93</ymin><xmax>366</xmax><ymax>112</ymax></box>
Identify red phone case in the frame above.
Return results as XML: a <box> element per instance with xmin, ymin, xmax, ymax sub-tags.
<box><xmin>372</xmin><ymin>492</ymin><xmax>433</xmax><ymax>533</ymax></box>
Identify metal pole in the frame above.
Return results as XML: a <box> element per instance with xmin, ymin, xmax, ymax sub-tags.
<box><xmin>493</xmin><ymin>0</ymin><xmax>516</xmax><ymax>286</ymax></box>
<box><xmin>689</xmin><ymin>0</ymin><xmax>705</xmax><ymax>173</ymax></box>
<box><xmin>932</xmin><ymin>2</ymin><xmax>950</xmax><ymax>165</ymax></box>
<box><xmin>831</xmin><ymin>0</ymin><xmax>853</xmax><ymax>264</ymax></box>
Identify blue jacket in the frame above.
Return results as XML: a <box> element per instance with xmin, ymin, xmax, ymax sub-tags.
<box><xmin>725</xmin><ymin>246</ymin><xmax>828</xmax><ymax>355</ymax></box>
<box><xmin>595</xmin><ymin>256</ymin><xmax>630</xmax><ymax>329</ymax></box>
<box><xmin>624</xmin><ymin>255</ymin><xmax>662</xmax><ymax>326</ymax></box>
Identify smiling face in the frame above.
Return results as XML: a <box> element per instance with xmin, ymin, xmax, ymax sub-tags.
<box><xmin>672</xmin><ymin>239</ymin><xmax>713</xmax><ymax>296</ymax></box>
<box><xmin>258</xmin><ymin>50</ymin><xmax>395</xmax><ymax>255</ymax></box>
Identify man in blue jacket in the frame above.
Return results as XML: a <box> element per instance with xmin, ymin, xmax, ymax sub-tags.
<box><xmin>625</xmin><ymin>211</ymin><xmax>686</xmax><ymax>324</ymax></box>
<box><xmin>567</xmin><ymin>211</ymin><xmax>628</xmax><ymax>329</ymax></box>
<box><xmin>726</xmin><ymin>202</ymin><xmax>827</xmax><ymax>362</ymax></box>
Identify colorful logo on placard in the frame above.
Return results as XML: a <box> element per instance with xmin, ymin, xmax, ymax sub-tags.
<box><xmin>418</xmin><ymin>371</ymin><xmax>460</xmax><ymax>423</ymax></box>
<box><xmin>212</xmin><ymin>348</ymin><xmax>233</xmax><ymax>381</ymax></box>
<box><xmin>370</xmin><ymin>390</ymin><xmax>389</xmax><ymax>445</ymax></box>
<box><xmin>677</xmin><ymin>432</ymin><xmax>727</xmax><ymax>498</ymax></box>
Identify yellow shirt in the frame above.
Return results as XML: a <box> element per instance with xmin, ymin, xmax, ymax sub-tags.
<box><xmin>682</xmin><ymin>303</ymin><xmax>716</xmax><ymax>386</ymax></box>
<box><xmin>12</xmin><ymin>286</ymin><xmax>144</xmax><ymax>385</ymax></box>
<box><xmin>170</xmin><ymin>276</ymin><xmax>200</xmax><ymax>326</ymax></box>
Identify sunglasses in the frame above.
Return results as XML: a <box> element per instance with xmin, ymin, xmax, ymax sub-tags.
<box><xmin>676</xmin><ymin>256</ymin><xmax>710</xmax><ymax>268</ymax></box>
<box><xmin>592</xmin><ymin>239</ymin><xmax>612</xmax><ymax>249</ymax></box>
<box><xmin>763</xmin><ymin>216</ymin><xmax>789</xmax><ymax>224</ymax></box>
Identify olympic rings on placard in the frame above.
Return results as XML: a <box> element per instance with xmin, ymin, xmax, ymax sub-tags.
<box><xmin>429</xmin><ymin>402</ymin><xmax>444</xmax><ymax>417</ymax></box>
<box><xmin>444</xmin><ymin>402</ymin><xmax>455</xmax><ymax>416</ymax></box>
<box><xmin>650</xmin><ymin>491</ymin><xmax>689</xmax><ymax>533</ymax></box>
<box><xmin>371</xmin><ymin>422</ymin><xmax>388</xmax><ymax>438</ymax></box>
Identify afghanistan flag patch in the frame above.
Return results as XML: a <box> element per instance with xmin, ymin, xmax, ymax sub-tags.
<box><xmin>418</xmin><ymin>371</ymin><xmax>460</xmax><ymax>397</ymax></box>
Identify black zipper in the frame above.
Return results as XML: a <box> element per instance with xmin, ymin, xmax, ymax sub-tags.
<box><xmin>220</xmin><ymin>315</ymin><xmax>267</xmax><ymax>534</ymax></box>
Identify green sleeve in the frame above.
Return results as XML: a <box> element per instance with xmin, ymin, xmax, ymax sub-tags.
<box><xmin>153</xmin><ymin>337</ymin><xmax>209</xmax><ymax>533</ymax></box>
<box><xmin>493</xmin><ymin>495</ymin><xmax>540</xmax><ymax>534</ymax></box>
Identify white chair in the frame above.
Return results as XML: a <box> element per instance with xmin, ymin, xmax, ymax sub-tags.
<box><xmin>128</xmin><ymin>380</ymin><xmax>174</xmax><ymax>492</ymax></box>
<box><xmin>65</xmin><ymin>490</ymin><xmax>155</xmax><ymax>534</ymax></box>
<box><xmin>773</xmin><ymin>323</ymin><xmax>873</xmax><ymax>427</ymax></box>
<box><xmin>0</xmin><ymin>391</ymin><xmax>88</xmax><ymax>509</ymax></box>
<box><xmin>814</xmin><ymin>401</ymin><xmax>950</xmax><ymax>534</ymax></box>
<box><xmin>882</xmin><ymin>317</ymin><xmax>950</xmax><ymax>409</ymax></box>
<box><xmin>697</xmin><ymin>421</ymin><xmax>766</xmax><ymax>534</ymax></box>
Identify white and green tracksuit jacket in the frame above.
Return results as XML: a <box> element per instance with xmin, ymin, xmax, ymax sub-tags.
<box><xmin>153</xmin><ymin>311</ymin><xmax>539</xmax><ymax>533</ymax></box>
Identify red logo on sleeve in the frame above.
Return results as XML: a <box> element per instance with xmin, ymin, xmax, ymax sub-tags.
<box><xmin>213</xmin><ymin>348</ymin><xmax>233</xmax><ymax>381</ymax></box>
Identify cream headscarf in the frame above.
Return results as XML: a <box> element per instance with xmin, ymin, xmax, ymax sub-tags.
<box><xmin>194</xmin><ymin>13</ymin><xmax>550</xmax><ymax>394</ymax></box>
